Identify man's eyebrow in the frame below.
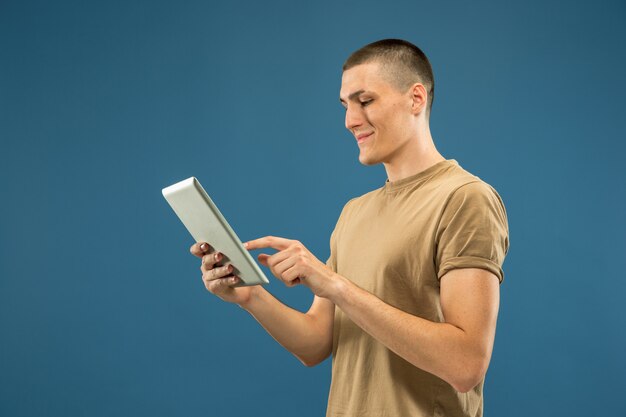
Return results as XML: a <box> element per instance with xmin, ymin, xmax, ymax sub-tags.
<box><xmin>339</xmin><ymin>89</ymin><xmax>366</xmax><ymax>104</ymax></box>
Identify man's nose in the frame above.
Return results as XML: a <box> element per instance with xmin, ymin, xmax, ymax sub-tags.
<box><xmin>345</xmin><ymin>105</ymin><xmax>363</xmax><ymax>130</ymax></box>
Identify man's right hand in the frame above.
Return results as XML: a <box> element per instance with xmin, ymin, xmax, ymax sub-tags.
<box><xmin>190</xmin><ymin>242</ymin><xmax>254</xmax><ymax>306</ymax></box>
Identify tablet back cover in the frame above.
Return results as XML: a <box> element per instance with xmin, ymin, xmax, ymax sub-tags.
<box><xmin>162</xmin><ymin>177</ymin><xmax>269</xmax><ymax>286</ymax></box>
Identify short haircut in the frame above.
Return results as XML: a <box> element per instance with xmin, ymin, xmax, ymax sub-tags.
<box><xmin>343</xmin><ymin>39</ymin><xmax>435</xmax><ymax>116</ymax></box>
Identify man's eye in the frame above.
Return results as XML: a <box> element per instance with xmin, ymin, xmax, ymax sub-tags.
<box><xmin>360</xmin><ymin>100</ymin><xmax>373</xmax><ymax>106</ymax></box>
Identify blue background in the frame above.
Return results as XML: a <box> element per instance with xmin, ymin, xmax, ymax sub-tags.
<box><xmin>1</xmin><ymin>0</ymin><xmax>625</xmax><ymax>415</ymax></box>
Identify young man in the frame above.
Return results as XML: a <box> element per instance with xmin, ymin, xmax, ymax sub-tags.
<box><xmin>190</xmin><ymin>39</ymin><xmax>509</xmax><ymax>417</ymax></box>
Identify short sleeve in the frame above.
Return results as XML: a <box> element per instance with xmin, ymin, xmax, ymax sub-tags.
<box><xmin>435</xmin><ymin>181</ymin><xmax>509</xmax><ymax>283</ymax></box>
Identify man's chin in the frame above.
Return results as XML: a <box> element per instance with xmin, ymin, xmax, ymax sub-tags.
<box><xmin>358</xmin><ymin>153</ymin><xmax>380</xmax><ymax>166</ymax></box>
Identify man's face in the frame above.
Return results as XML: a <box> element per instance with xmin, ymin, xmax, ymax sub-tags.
<box><xmin>339</xmin><ymin>61</ymin><xmax>416</xmax><ymax>166</ymax></box>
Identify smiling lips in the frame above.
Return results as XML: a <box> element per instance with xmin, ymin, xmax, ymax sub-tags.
<box><xmin>356</xmin><ymin>132</ymin><xmax>373</xmax><ymax>143</ymax></box>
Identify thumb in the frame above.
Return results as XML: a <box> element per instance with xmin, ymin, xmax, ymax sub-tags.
<box><xmin>257</xmin><ymin>253</ymin><xmax>270</xmax><ymax>266</ymax></box>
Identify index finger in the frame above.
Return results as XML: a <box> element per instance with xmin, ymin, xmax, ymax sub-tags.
<box><xmin>243</xmin><ymin>236</ymin><xmax>292</xmax><ymax>251</ymax></box>
<box><xmin>190</xmin><ymin>242</ymin><xmax>212</xmax><ymax>258</ymax></box>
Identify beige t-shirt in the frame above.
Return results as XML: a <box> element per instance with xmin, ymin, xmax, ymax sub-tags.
<box><xmin>324</xmin><ymin>159</ymin><xmax>509</xmax><ymax>417</ymax></box>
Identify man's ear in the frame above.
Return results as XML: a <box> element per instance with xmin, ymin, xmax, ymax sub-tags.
<box><xmin>410</xmin><ymin>83</ymin><xmax>428</xmax><ymax>115</ymax></box>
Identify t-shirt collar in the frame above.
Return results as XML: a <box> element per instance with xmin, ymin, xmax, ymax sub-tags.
<box><xmin>384</xmin><ymin>159</ymin><xmax>458</xmax><ymax>193</ymax></box>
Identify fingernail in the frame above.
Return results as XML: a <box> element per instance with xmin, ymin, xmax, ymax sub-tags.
<box><xmin>200</xmin><ymin>243</ymin><xmax>208</xmax><ymax>251</ymax></box>
<box><xmin>215</xmin><ymin>252</ymin><xmax>222</xmax><ymax>261</ymax></box>
<box><xmin>243</xmin><ymin>242</ymin><xmax>248</xmax><ymax>248</ymax></box>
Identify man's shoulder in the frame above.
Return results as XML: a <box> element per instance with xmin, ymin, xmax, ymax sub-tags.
<box><xmin>436</xmin><ymin>164</ymin><xmax>507</xmax><ymax>225</ymax></box>
<box><xmin>432</xmin><ymin>160</ymin><xmax>503</xmax><ymax>202</ymax></box>
<box><xmin>449</xmin><ymin>162</ymin><xmax>504</xmax><ymax>199</ymax></box>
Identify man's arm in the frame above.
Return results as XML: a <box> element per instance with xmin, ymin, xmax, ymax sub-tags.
<box><xmin>242</xmin><ymin>236</ymin><xmax>501</xmax><ymax>392</ymax></box>
<box><xmin>190</xmin><ymin>241</ymin><xmax>334</xmax><ymax>367</ymax></box>
<box><xmin>240</xmin><ymin>290</ymin><xmax>334</xmax><ymax>367</ymax></box>
<box><xmin>329</xmin><ymin>267</ymin><xmax>500</xmax><ymax>393</ymax></box>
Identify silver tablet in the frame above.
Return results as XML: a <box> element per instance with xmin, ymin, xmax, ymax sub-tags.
<box><xmin>162</xmin><ymin>177</ymin><xmax>270</xmax><ymax>287</ymax></box>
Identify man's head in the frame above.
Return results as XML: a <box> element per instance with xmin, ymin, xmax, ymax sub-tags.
<box><xmin>343</xmin><ymin>39</ymin><xmax>435</xmax><ymax>117</ymax></box>
<box><xmin>339</xmin><ymin>39</ymin><xmax>435</xmax><ymax>166</ymax></box>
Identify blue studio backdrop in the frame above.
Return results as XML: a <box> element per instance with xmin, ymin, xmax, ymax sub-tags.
<box><xmin>1</xmin><ymin>0</ymin><xmax>625</xmax><ymax>416</ymax></box>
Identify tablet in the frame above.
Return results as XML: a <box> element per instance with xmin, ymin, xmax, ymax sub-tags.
<box><xmin>162</xmin><ymin>177</ymin><xmax>270</xmax><ymax>287</ymax></box>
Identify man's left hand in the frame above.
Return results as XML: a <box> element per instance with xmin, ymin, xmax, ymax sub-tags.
<box><xmin>243</xmin><ymin>236</ymin><xmax>339</xmax><ymax>299</ymax></box>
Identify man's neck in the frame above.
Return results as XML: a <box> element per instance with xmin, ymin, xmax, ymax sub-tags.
<box><xmin>383</xmin><ymin>132</ymin><xmax>445</xmax><ymax>183</ymax></box>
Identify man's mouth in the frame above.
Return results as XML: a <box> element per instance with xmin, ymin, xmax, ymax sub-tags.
<box><xmin>357</xmin><ymin>132</ymin><xmax>373</xmax><ymax>143</ymax></box>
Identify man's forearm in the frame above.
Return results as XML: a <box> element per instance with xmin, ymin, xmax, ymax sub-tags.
<box><xmin>328</xmin><ymin>275</ymin><xmax>488</xmax><ymax>393</ymax></box>
<box><xmin>239</xmin><ymin>286</ymin><xmax>331</xmax><ymax>366</ymax></box>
